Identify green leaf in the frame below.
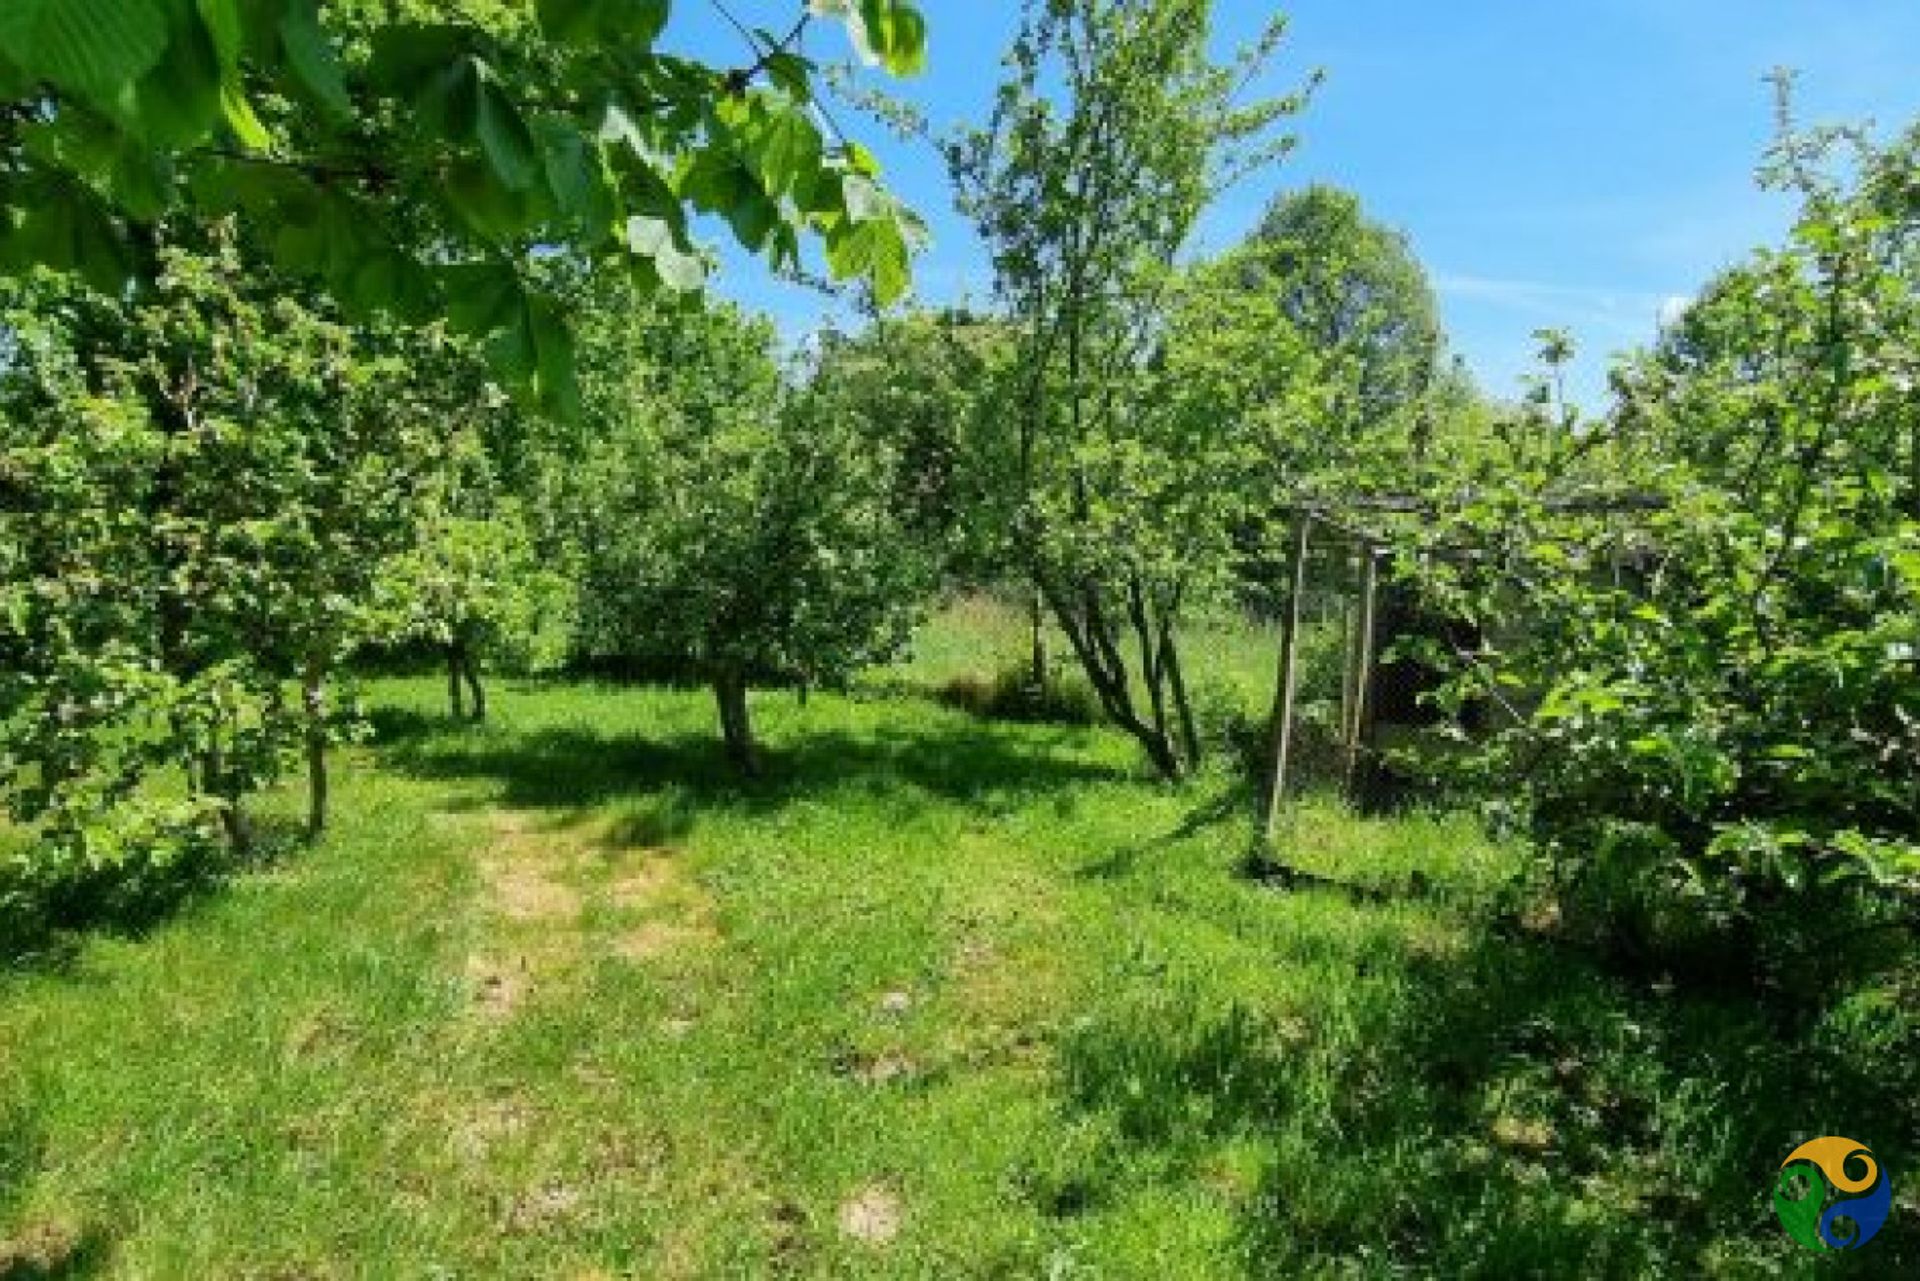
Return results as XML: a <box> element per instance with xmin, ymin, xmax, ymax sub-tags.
<box><xmin>25</xmin><ymin>112</ymin><xmax>175</xmax><ymax>218</ymax></box>
<box><xmin>0</xmin><ymin>179</ymin><xmax>133</xmax><ymax>296</ymax></box>
<box><xmin>744</xmin><ymin>103</ymin><xmax>823</xmax><ymax>200</ymax></box>
<box><xmin>826</xmin><ymin>213</ymin><xmax>910</xmax><ymax>304</ymax></box>
<box><xmin>535</xmin><ymin>0</ymin><xmax>598</xmax><ymax>43</ymax></box>
<box><xmin>526</xmin><ymin>293</ymin><xmax>579</xmax><ymax>420</ymax></box>
<box><xmin>537</xmin><ymin>0</ymin><xmax>668</xmax><ymax>48</ymax></box>
<box><xmin>194</xmin><ymin>0</ymin><xmax>245</xmax><ymax>69</ymax></box>
<box><xmin>270</xmin><ymin>187</ymin><xmax>362</xmax><ymax>279</ymax></box>
<box><xmin>856</xmin><ymin>0</ymin><xmax>926</xmax><ymax>77</ymax></box>
<box><xmin>440</xmin><ymin>261</ymin><xmax>524</xmax><ymax>336</ymax></box>
<box><xmin>366</xmin><ymin>23</ymin><xmax>467</xmax><ymax>94</ymax></box>
<box><xmin>0</xmin><ymin>49</ymin><xmax>29</xmax><ymax>98</ymax></box>
<box><xmin>444</xmin><ymin>158</ymin><xmax>540</xmax><ymax>241</ymax></box>
<box><xmin>219</xmin><ymin>78</ymin><xmax>271</xmax><ymax>150</ymax></box>
<box><xmin>725</xmin><ymin>191</ymin><xmax>778</xmax><ymax>251</ymax></box>
<box><xmin>677</xmin><ymin>149</ymin><xmax>751</xmax><ymax>214</ymax></box>
<box><xmin>473</xmin><ymin>66</ymin><xmax>541</xmax><ymax>192</ymax></box>
<box><xmin>764</xmin><ymin>51</ymin><xmax>814</xmax><ymax>102</ymax></box>
<box><xmin>604</xmin><ymin>0</ymin><xmax>670</xmax><ymax>45</ymax></box>
<box><xmin>536</xmin><ymin>119</ymin><xmax>614</xmax><ymax>236</ymax></box>
<box><xmin>277</xmin><ymin>0</ymin><xmax>350</xmax><ymax>119</ymax></box>
<box><xmin>123</xmin><ymin>6</ymin><xmax>222</xmax><ymax>146</ymax></box>
<box><xmin>344</xmin><ymin>246</ymin><xmax>436</xmax><ymax>322</ymax></box>
<box><xmin>626</xmin><ymin>214</ymin><xmax>706</xmax><ymax>292</ymax></box>
<box><xmin>0</xmin><ymin>0</ymin><xmax>169</xmax><ymax>109</ymax></box>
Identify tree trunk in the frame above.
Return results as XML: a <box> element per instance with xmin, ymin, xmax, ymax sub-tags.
<box><xmin>1028</xmin><ymin>584</ymin><xmax>1048</xmax><ymax>689</ymax></box>
<box><xmin>459</xmin><ymin>641</ymin><xmax>487</xmax><ymax>722</ymax></box>
<box><xmin>713</xmin><ymin>671</ymin><xmax>759</xmax><ymax>775</ymax></box>
<box><xmin>1041</xmin><ymin>579</ymin><xmax>1186</xmax><ymax>783</ymax></box>
<box><xmin>1343</xmin><ymin>547</ymin><xmax>1380</xmax><ymax>802</ymax></box>
<box><xmin>446</xmin><ymin>644</ymin><xmax>465</xmax><ymax>720</ymax></box>
<box><xmin>1163</xmin><ymin>622</ymin><xmax>1202</xmax><ymax>772</ymax></box>
<box><xmin>1140</xmin><ymin>726</ymin><xmax>1182</xmax><ymax>782</ymax></box>
<box><xmin>303</xmin><ymin>657</ymin><xmax>328</xmax><ymax>840</ymax></box>
<box><xmin>202</xmin><ymin>737</ymin><xmax>253</xmax><ymax>856</ymax></box>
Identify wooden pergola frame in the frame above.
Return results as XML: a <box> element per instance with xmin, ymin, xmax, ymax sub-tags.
<box><xmin>1257</xmin><ymin>491</ymin><xmax>1667</xmax><ymax>844</ymax></box>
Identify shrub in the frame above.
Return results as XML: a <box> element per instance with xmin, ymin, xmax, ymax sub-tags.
<box><xmin>936</xmin><ymin>663</ymin><xmax>1105</xmax><ymax>726</ymax></box>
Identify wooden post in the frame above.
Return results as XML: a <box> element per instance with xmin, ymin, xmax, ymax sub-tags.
<box><xmin>1260</xmin><ymin>514</ymin><xmax>1314</xmax><ymax>844</ymax></box>
<box><xmin>1344</xmin><ymin>544</ymin><xmax>1380</xmax><ymax>799</ymax></box>
<box><xmin>1339</xmin><ymin>555</ymin><xmax>1357</xmax><ymax>747</ymax></box>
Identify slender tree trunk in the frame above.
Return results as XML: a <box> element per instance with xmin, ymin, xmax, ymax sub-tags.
<box><xmin>1028</xmin><ymin>584</ymin><xmax>1048</xmax><ymax>689</ymax></box>
<box><xmin>446</xmin><ymin>643</ymin><xmax>465</xmax><ymax>720</ymax></box>
<box><xmin>1127</xmin><ymin>578</ymin><xmax>1178</xmax><ymax>772</ymax></box>
<box><xmin>1163</xmin><ymin>622</ymin><xmax>1202</xmax><ymax>772</ymax></box>
<box><xmin>203</xmin><ymin>736</ymin><xmax>253</xmax><ymax>856</ymax></box>
<box><xmin>1344</xmin><ymin>547</ymin><xmax>1381</xmax><ymax>803</ymax></box>
<box><xmin>1042</xmin><ymin>581</ymin><xmax>1185</xmax><ymax>783</ymax></box>
<box><xmin>303</xmin><ymin>657</ymin><xmax>328</xmax><ymax>840</ymax></box>
<box><xmin>1140</xmin><ymin>725</ymin><xmax>1182</xmax><ymax>781</ymax></box>
<box><xmin>713</xmin><ymin>670</ymin><xmax>759</xmax><ymax>775</ymax></box>
<box><xmin>460</xmin><ymin>641</ymin><xmax>487</xmax><ymax>722</ymax></box>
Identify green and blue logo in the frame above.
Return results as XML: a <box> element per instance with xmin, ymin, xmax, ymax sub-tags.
<box><xmin>1773</xmin><ymin>1136</ymin><xmax>1891</xmax><ymax>1252</ymax></box>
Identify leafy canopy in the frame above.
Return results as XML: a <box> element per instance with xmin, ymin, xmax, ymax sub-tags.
<box><xmin>0</xmin><ymin>0</ymin><xmax>930</xmax><ymax>413</ymax></box>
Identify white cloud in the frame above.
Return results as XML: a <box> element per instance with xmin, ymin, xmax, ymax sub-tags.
<box><xmin>1432</xmin><ymin>270</ymin><xmax>1674</xmax><ymax>339</ymax></box>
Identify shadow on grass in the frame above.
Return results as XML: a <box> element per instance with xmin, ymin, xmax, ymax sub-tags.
<box><xmin>2</xmin><ymin>819</ymin><xmax>306</xmax><ymax>976</ymax></box>
<box><xmin>0</xmin><ymin>1106</ymin><xmax>113</xmax><ymax>1278</ymax></box>
<box><xmin>369</xmin><ymin>708</ymin><xmax>1125</xmax><ymax>827</ymax></box>
<box><xmin>1076</xmin><ymin>785</ymin><xmax>1252</xmax><ymax>881</ymax></box>
<box><xmin>1053</xmin><ymin>919</ymin><xmax>1920</xmax><ymax>1277</ymax></box>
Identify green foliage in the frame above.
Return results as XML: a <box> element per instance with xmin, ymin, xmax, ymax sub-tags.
<box><xmin>804</xmin><ymin>308</ymin><xmax>1020</xmax><ymax>582</ymax></box>
<box><xmin>569</xmin><ymin>294</ymin><xmax>935</xmax><ymax>766</ymax></box>
<box><xmin>950</xmin><ymin>0</ymin><xmax>1310</xmax><ymax>779</ymax></box>
<box><xmin>376</xmin><ymin>503</ymin><xmax>571</xmax><ymax>678</ymax></box>
<box><xmin>1402</xmin><ymin>113</ymin><xmax>1920</xmax><ymax>989</ymax></box>
<box><xmin>0</xmin><ymin>0</ymin><xmax>930</xmax><ymax>412</ymax></box>
<box><xmin>1246</xmin><ymin>184</ymin><xmax>1447</xmax><ymax>440</ymax></box>
<box><xmin>1</xmin><ymin>235</ymin><xmax>450</xmax><ymax>905</ymax></box>
<box><xmin>371</xmin><ymin>416</ymin><xmax>574</xmax><ymax>684</ymax></box>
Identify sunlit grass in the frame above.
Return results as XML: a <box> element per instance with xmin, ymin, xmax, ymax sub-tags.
<box><xmin>0</xmin><ymin>608</ymin><xmax>1911</xmax><ymax>1276</ymax></box>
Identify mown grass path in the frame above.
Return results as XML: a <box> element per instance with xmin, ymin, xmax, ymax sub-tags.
<box><xmin>1</xmin><ymin>673</ymin><xmax>1910</xmax><ymax>1277</ymax></box>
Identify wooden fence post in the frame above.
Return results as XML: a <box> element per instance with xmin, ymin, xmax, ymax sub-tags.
<box><xmin>1343</xmin><ymin>543</ymin><xmax>1380</xmax><ymax>800</ymax></box>
<box><xmin>1260</xmin><ymin>514</ymin><xmax>1314</xmax><ymax>845</ymax></box>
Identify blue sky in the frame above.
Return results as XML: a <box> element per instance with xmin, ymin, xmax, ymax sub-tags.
<box><xmin>677</xmin><ymin>2</ymin><xmax>1920</xmax><ymax>408</ymax></box>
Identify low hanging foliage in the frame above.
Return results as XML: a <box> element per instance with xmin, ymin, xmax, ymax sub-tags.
<box><xmin>1398</xmin><ymin>109</ymin><xmax>1920</xmax><ymax>991</ymax></box>
<box><xmin>0</xmin><ymin>0</ymin><xmax>930</xmax><ymax>413</ymax></box>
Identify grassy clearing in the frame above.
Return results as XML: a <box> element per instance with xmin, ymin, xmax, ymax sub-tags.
<box><xmin>0</xmin><ymin>605</ymin><xmax>1913</xmax><ymax>1277</ymax></box>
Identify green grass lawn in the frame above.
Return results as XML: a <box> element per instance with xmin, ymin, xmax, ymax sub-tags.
<box><xmin>1</xmin><ymin>604</ymin><xmax>1912</xmax><ymax>1277</ymax></box>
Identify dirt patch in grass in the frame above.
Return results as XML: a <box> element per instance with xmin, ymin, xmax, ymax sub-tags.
<box><xmin>466</xmin><ymin>953</ymin><xmax>536</xmax><ymax>1021</ymax></box>
<box><xmin>451</xmin><ymin>1093</ymin><xmax>534</xmax><ymax>1161</ymax></box>
<box><xmin>0</xmin><ymin>1220</ymin><xmax>95</xmax><ymax>1276</ymax></box>
<box><xmin>498</xmin><ymin>1181</ymin><xmax>586</xmax><ymax>1236</ymax></box>
<box><xmin>459</xmin><ymin>810</ymin><xmax>722</xmax><ymax>1021</ymax></box>
<box><xmin>614</xmin><ymin>920</ymin><xmax>717</xmax><ymax>962</ymax></box>
<box><xmin>598</xmin><ymin>845</ymin><xmax>720</xmax><ymax>966</ymax></box>
<box><xmin>485</xmin><ymin>861</ymin><xmax>582</xmax><ymax>923</ymax></box>
<box><xmin>841</xmin><ymin>1049</ymin><xmax>919</xmax><ymax>1087</ymax></box>
<box><xmin>837</xmin><ymin>1185</ymin><xmax>903</xmax><ymax>1245</ymax></box>
<box><xmin>480</xmin><ymin>812</ymin><xmax>585</xmax><ymax>924</ymax></box>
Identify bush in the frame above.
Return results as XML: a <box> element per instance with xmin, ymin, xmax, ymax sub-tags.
<box><xmin>936</xmin><ymin>663</ymin><xmax>1105</xmax><ymax>726</ymax></box>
